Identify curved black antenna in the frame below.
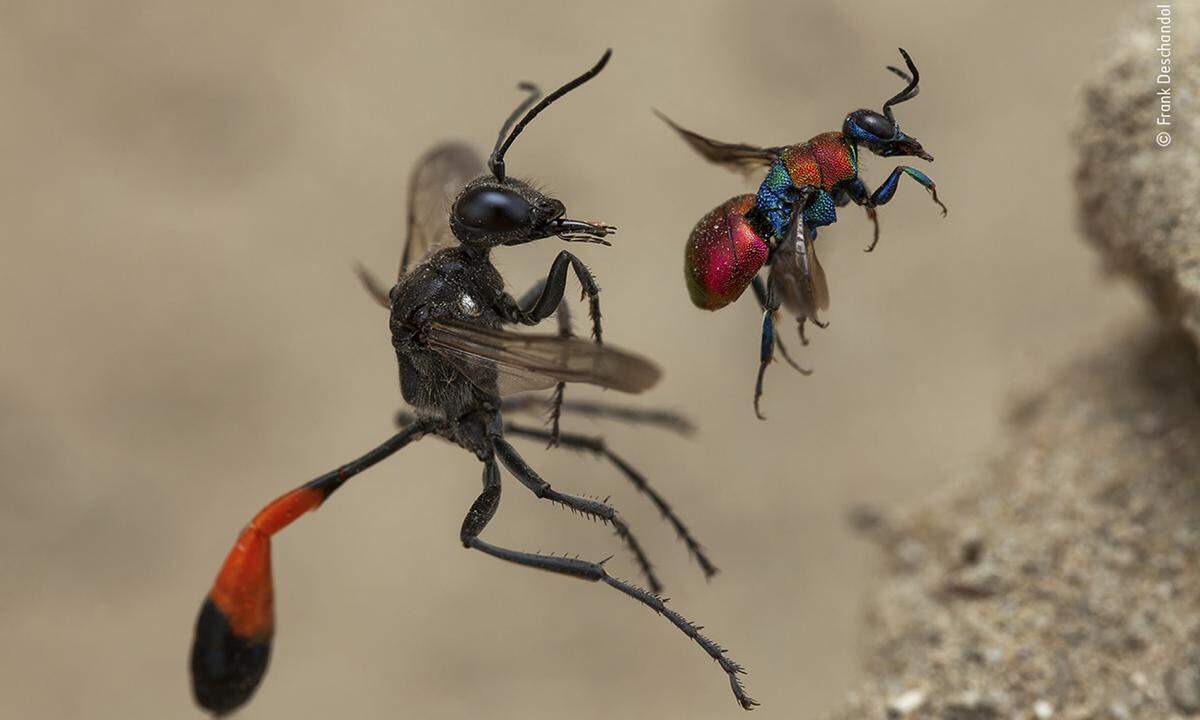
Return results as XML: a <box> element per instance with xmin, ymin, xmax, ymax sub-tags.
<box><xmin>492</xmin><ymin>82</ymin><xmax>542</xmax><ymax>161</ymax></box>
<box><xmin>885</xmin><ymin>64</ymin><xmax>919</xmax><ymax>103</ymax></box>
<box><xmin>488</xmin><ymin>49</ymin><xmax>613</xmax><ymax>182</ymax></box>
<box><xmin>886</xmin><ymin>65</ymin><xmax>913</xmax><ymax>84</ymax></box>
<box><xmin>882</xmin><ymin>48</ymin><xmax>920</xmax><ymax>123</ymax></box>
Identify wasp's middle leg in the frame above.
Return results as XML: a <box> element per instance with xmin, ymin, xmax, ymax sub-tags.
<box><xmin>504</xmin><ymin>421</ymin><xmax>718</xmax><ymax>580</ymax></box>
<box><xmin>492</xmin><ymin>434</ymin><xmax>663</xmax><ymax>593</ymax></box>
<box><xmin>501</xmin><ymin>395</ymin><xmax>695</xmax><ymax>436</ymax></box>
<box><xmin>459</xmin><ymin>455</ymin><xmax>757</xmax><ymax>710</ymax></box>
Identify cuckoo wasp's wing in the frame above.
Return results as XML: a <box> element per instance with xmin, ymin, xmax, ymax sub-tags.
<box><xmin>655</xmin><ymin>110</ymin><xmax>780</xmax><ymax>176</ymax></box>
<box><xmin>357</xmin><ymin>142</ymin><xmax>484</xmax><ymax>308</ymax></box>
<box><xmin>801</xmin><ymin>230</ymin><xmax>831</xmax><ymax>312</ymax></box>
<box><xmin>399</xmin><ymin>142</ymin><xmax>485</xmax><ymax>276</ymax></box>
<box><xmin>425</xmin><ymin>321</ymin><xmax>661</xmax><ymax>396</ymax></box>
<box><xmin>773</xmin><ymin>211</ymin><xmax>830</xmax><ymax>322</ymax></box>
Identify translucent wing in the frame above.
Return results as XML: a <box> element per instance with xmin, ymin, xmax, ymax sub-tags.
<box><xmin>425</xmin><ymin>321</ymin><xmax>661</xmax><ymax>396</ymax></box>
<box><xmin>398</xmin><ymin>142</ymin><xmax>486</xmax><ymax>277</ymax></box>
<box><xmin>812</xmin><ymin>254</ymin><xmax>830</xmax><ymax>311</ymax></box>
<box><xmin>655</xmin><ymin>110</ymin><xmax>779</xmax><ymax>176</ymax></box>
<box><xmin>803</xmin><ymin>232</ymin><xmax>831</xmax><ymax>311</ymax></box>
<box><xmin>773</xmin><ymin>213</ymin><xmax>830</xmax><ymax>321</ymax></box>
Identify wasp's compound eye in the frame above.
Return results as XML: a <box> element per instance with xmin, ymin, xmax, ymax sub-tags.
<box><xmin>854</xmin><ymin>111</ymin><xmax>896</xmax><ymax>140</ymax></box>
<box><xmin>455</xmin><ymin>187</ymin><xmax>533</xmax><ymax>233</ymax></box>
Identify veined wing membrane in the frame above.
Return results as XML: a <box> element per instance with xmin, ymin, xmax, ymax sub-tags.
<box><xmin>425</xmin><ymin>321</ymin><xmax>661</xmax><ymax>396</ymax></box>
<box><xmin>398</xmin><ymin>142</ymin><xmax>485</xmax><ymax>277</ymax></box>
<box><xmin>774</xmin><ymin>211</ymin><xmax>830</xmax><ymax>320</ymax></box>
<box><xmin>654</xmin><ymin>110</ymin><xmax>779</xmax><ymax>176</ymax></box>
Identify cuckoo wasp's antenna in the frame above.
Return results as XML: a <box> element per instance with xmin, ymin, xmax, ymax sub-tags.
<box><xmin>882</xmin><ymin>47</ymin><xmax>920</xmax><ymax>123</ymax></box>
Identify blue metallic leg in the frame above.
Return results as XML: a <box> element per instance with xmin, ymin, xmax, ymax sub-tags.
<box><xmin>751</xmin><ymin>276</ymin><xmax>812</xmax><ymax>374</ymax></box>
<box><xmin>869</xmin><ymin>165</ymin><xmax>946</xmax><ymax>211</ymax></box>
<box><xmin>854</xmin><ymin>167</ymin><xmax>947</xmax><ymax>252</ymax></box>
<box><xmin>754</xmin><ymin>305</ymin><xmax>775</xmax><ymax>420</ymax></box>
<box><xmin>753</xmin><ymin>277</ymin><xmax>813</xmax><ymax>420</ymax></box>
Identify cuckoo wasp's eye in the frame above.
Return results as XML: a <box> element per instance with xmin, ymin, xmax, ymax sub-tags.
<box><xmin>846</xmin><ymin>110</ymin><xmax>896</xmax><ymax>141</ymax></box>
<box><xmin>454</xmin><ymin>186</ymin><xmax>533</xmax><ymax>233</ymax></box>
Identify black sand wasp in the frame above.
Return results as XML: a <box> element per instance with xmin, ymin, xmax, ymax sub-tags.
<box><xmin>189</xmin><ymin>50</ymin><xmax>756</xmax><ymax>715</ymax></box>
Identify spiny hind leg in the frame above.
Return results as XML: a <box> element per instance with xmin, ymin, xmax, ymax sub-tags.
<box><xmin>492</xmin><ymin>435</ymin><xmax>664</xmax><ymax>593</ymax></box>
<box><xmin>459</xmin><ymin>456</ymin><xmax>757</xmax><ymax>710</ymax></box>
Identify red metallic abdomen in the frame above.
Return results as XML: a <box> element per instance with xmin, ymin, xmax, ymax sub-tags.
<box><xmin>684</xmin><ymin>195</ymin><xmax>768</xmax><ymax>310</ymax></box>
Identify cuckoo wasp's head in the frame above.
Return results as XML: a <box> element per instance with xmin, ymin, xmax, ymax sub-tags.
<box><xmin>843</xmin><ymin>48</ymin><xmax>933</xmax><ymax>162</ymax></box>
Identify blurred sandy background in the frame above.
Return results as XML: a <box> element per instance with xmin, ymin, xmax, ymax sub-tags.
<box><xmin>0</xmin><ymin>1</ymin><xmax>1146</xmax><ymax>718</ymax></box>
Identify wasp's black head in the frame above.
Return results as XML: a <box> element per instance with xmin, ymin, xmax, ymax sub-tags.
<box><xmin>843</xmin><ymin>48</ymin><xmax>933</xmax><ymax>162</ymax></box>
<box><xmin>450</xmin><ymin>49</ymin><xmax>616</xmax><ymax>251</ymax></box>
<box><xmin>450</xmin><ymin>177</ymin><xmax>614</xmax><ymax>249</ymax></box>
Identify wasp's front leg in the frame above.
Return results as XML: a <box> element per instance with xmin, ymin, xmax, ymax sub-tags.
<box><xmin>513</xmin><ymin>278</ymin><xmax>577</xmax><ymax>445</ymax></box>
<box><xmin>842</xmin><ymin>180</ymin><xmax>881</xmax><ymax>252</ymax></box>
<box><xmin>498</xmin><ymin>250</ymin><xmax>602</xmax><ymax>343</ymax></box>
<box><xmin>853</xmin><ymin>168</ymin><xmax>947</xmax><ymax>252</ymax></box>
